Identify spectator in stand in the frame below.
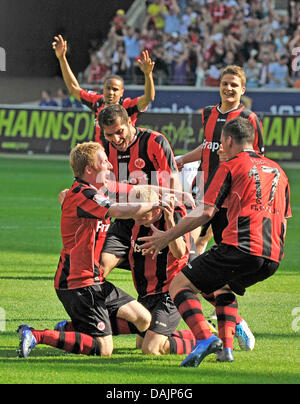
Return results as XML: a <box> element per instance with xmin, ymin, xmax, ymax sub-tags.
<box><xmin>258</xmin><ymin>51</ymin><xmax>271</xmax><ymax>87</ymax></box>
<box><xmin>111</xmin><ymin>45</ymin><xmax>131</xmax><ymax>83</ymax></box>
<box><xmin>113</xmin><ymin>9</ymin><xmax>127</xmax><ymax>36</ymax></box>
<box><xmin>180</xmin><ymin>5</ymin><xmax>197</xmax><ymax>36</ymax></box>
<box><xmin>151</xmin><ymin>44</ymin><xmax>169</xmax><ymax>85</ymax></box>
<box><xmin>273</xmin><ymin>28</ymin><xmax>289</xmax><ymax>56</ymax></box>
<box><xmin>39</xmin><ymin>90</ymin><xmax>58</xmax><ymax>107</ymax></box>
<box><xmin>144</xmin><ymin>0</ymin><xmax>167</xmax><ymax>31</ymax></box>
<box><xmin>57</xmin><ymin>88</ymin><xmax>72</xmax><ymax>109</ymax></box>
<box><xmin>163</xmin><ymin>0</ymin><xmax>181</xmax><ymax>35</ymax></box>
<box><xmin>209</xmin><ymin>0</ymin><xmax>232</xmax><ymax>25</ymax></box>
<box><xmin>172</xmin><ymin>47</ymin><xmax>189</xmax><ymax>85</ymax></box>
<box><xmin>164</xmin><ymin>32</ymin><xmax>184</xmax><ymax>81</ymax></box>
<box><xmin>205</xmin><ymin>64</ymin><xmax>221</xmax><ymax>87</ymax></box>
<box><xmin>266</xmin><ymin>54</ymin><xmax>293</xmax><ymax>88</ymax></box>
<box><xmin>83</xmin><ymin>53</ymin><xmax>110</xmax><ymax>86</ymax></box>
<box><xmin>240</xmin><ymin>30</ymin><xmax>259</xmax><ymax>62</ymax></box>
<box><xmin>140</xmin><ymin>28</ymin><xmax>159</xmax><ymax>56</ymax></box>
<box><xmin>289</xmin><ymin>0</ymin><xmax>300</xmax><ymax>30</ymax></box>
<box><xmin>122</xmin><ymin>26</ymin><xmax>141</xmax><ymax>83</ymax></box>
<box><xmin>195</xmin><ymin>45</ymin><xmax>208</xmax><ymax>87</ymax></box>
<box><xmin>243</xmin><ymin>56</ymin><xmax>260</xmax><ymax>88</ymax></box>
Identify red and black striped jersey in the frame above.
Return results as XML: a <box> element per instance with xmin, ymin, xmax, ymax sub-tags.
<box><xmin>129</xmin><ymin>205</ymin><xmax>190</xmax><ymax>297</ymax></box>
<box><xmin>79</xmin><ymin>89</ymin><xmax>141</xmax><ymax>144</ymax></box>
<box><xmin>54</xmin><ymin>178</ymin><xmax>112</xmax><ymax>290</ymax></box>
<box><xmin>199</xmin><ymin>103</ymin><xmax>264</xmax><ymax>185</ymax></box>
<box><xmin>103</xmin><ymin>127</ymin><xmax>178</xmax><ymax>190</ymax></box>
<box><xmin>202</xmin><ymin>150</ymin><xmax>292</xmax><ymax>263</ymax></box>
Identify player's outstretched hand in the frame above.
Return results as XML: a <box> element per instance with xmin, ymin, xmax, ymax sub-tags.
<box><xmin>137</xmin><ymin>50</ymin><xmax>155</xmax><ymax>75</ymax></box>
<box><xmin>52</xmin><ymin>34</ymin><xmax>67</xmax><ymax>59</ymax></box>
<box><xmin>138</xmin><ymin>224</ymin><xmax>168</xmax><ymax>259</ymax></box>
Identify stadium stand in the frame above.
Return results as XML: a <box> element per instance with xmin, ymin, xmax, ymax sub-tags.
<box><xmin>79</xmin><ymin>0</ymin><xmax>296</xmax><ymax>88</ymax></box>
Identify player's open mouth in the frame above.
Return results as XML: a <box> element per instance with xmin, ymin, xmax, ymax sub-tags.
<box><xmin>113</xmin><ymin>141</ymin><xmax>125</xmax><ymax>150</ymax></box>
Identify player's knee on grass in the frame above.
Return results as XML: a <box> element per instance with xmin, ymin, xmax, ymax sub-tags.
<box><xmin>141</xmin><ymin>331</ymin><xmax>169</xmax><ymax>355</ymax></box>
<box><xmin>97</xmin><ymin>335</ymin><xmax>114</xmax><ymax>357</ymax></box>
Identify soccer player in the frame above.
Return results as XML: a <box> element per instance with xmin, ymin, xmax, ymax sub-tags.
<box><xmin>52</xmin><ymin>34</ymin><xmax>155</xmax><ymax>144</ymax></box>
<box><xmin>139</xmin><ymin>117</ymin><xmax>292</xmax><ymax>366</ymax></box>
<box><xmin>112</xmin><ymin>185</ymin><xmax>198</xmax><ymax>356</ymax></box>
<box><xmin>17</xmin><ymin>141</ymin><xmax>171</xmax><ymax>359</ymax></box>
<box><xmin>176</xmin><ymin>65</ymin><xmax>264</xmax><ymax>247</ymax></box>
<box><xmin>97</xmin><ymin>104</ymin><xmax>183</xmax><ymax>274</ymax></box>
<box><xmin>176</xmin><ymin>65</ymin><xmax>263</xmax><ymax>351</ymax></box>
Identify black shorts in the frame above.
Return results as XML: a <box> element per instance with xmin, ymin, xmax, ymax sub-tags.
<box><xmin>182</xmin><ymin>244</ymin><xmax>279</xmax><ymax>296</ymax></box>
<box><xmin>56</xmin><ymin>281</ymin><xmax>135</xmax><ymax>337</ymax></box>
<box><xmin>138</xmin><ymin>292</ymin><xmax>181</xmax><ymax>336</ymax></box>
<box><xmin>101</xmin><ymin>218</ymin><xmax>133</xmax><ymax>271</ymax></box>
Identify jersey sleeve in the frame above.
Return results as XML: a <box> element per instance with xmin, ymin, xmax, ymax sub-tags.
<box><xmin>150</xmin><ymin>134</ymin><xmax>179</xmax><ymax>189</ymax></box>
<box><xmin>151</xmin><ymin>134</ymin><xmax>178</xmax><ymax>173</ymax></box>
<box><xmin>76</xmin><ymin>187</ymin><xmax>111</xmax><ymax>219</ymax></box>
<box><xmin>202</xmin><ymin>164</ymin><xmax>232</xmax><ymax>209</ymax></box>
<box><xmin>79</xmin><ymin>89</ymin><xmax>103</xmax><ymax>113</ymax></box>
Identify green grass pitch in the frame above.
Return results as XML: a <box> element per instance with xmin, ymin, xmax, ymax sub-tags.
<box><xmin>0</xmin><ymin>154</ymin><xmax>299</xmax><ymax>385</ymax></box>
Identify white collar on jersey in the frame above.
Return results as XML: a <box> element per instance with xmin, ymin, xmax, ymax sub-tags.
<box><xmin>217</xmin><ymin>104</ymin><xmax>240</xmax><ymax>114</ymax></box>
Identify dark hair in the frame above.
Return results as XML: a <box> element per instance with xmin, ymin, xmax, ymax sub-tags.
<box><xmin>98</xmin><ymin>104</ymin><xmax>129</xmax><ymax>130</ymax></box>
<box><xmin>104</xmin><ymin>74</ymin><xmax>124</xmax><ymax>87</ymax></box>
<box><xmin>222</xmin><ymin>117</ymin><xmax>255</xmax><ymax>145</ymax></box>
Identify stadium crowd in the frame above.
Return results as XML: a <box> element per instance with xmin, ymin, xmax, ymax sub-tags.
<box><xmin>79</xmin><ymin>0</ymin><xmax>300</xmax><ymax>88</ymax></box>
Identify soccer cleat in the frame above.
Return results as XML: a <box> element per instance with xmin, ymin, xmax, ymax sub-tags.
<box><xmin>54</xmin><ymin>320</ymin><xmax>68</xmax><ymax>331</ymax></box>
<box><xmin>216</xmin><ymin>348</ymin><xmax>234</xmax><ymax>362</ymax></box>
<box><xmin>180</xmin><ymin>335</ymin><xmax>223</xmax><ymax>367</ymax></box>
<box><xmin>207</xmin><ymin>320</ymin><xmax>218</xmax><ymax>335</ymax></box>
<box><xmin>16</xmin><ymin>324</ymin><xmax>37</xmax><ymax>358</ymax></box>
<box><xmin>235</xmin><ymin>320</ymin><xmax>255</xmax><ymax>351</ymax></box>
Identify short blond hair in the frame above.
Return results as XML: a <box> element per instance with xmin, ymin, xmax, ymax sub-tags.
<box><xmin>220</xmin><ymin>65</ymin><xmax>246</xmax><ymax>88</ymax></box>
<box><xmin>70</xmin><ymin>142</ymin><xmax>104</xmax><ymax>178</ymax></box>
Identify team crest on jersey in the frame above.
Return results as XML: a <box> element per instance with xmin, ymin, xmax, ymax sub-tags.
<box><xmin>134</xmin><ymin>158</ymin><xmax>146</xmax><ymax>169</ymax></box>
<box><xmin>97</xmin><ymin>321</ymin><xmax>106</xmax><ymax>331</ymax></box>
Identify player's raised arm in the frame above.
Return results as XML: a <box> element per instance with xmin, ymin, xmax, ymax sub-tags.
<box><xmin>52</xmin><ymin>35</ymin><xmax>81</xmax><ymax>101</ymax></box>
<box><xmin>136</xmin><ymin>50</ymin><xmax>155</xmax><ymax>111</ymax></box>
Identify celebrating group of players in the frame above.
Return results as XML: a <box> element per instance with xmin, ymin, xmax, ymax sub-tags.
<box><xmin>17</xmin><ymin>34</ymin><xmax>291</xmax><ymax>367</ymax></box>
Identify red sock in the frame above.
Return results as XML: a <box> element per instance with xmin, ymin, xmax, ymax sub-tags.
<box><xmin>110</xmin><ymin>317</ymin><xmax>145</xmax><ymax>337</ymax></box>
<box><xmin>31</xmin><ymin>329</ymin><xmax>101</xmax><ymax>356</ymax></box>
<box><xmin>215</xmin><ymin>293</ymin><xmax>238</xmax><ymax>350</ymax></box>
<box><xmin>169</xmin><ymin>330</ymin><xmax>196</xmax><ymax>354</ymax></box>
<box><xmin>173</xmin><ymin>289</ymin><xmax>213</xmax><ymax>341</ymax></box>
<box><xmin>202</xmin><ymin>292</ymin><xmax>242</xmax><ymax>324</ymax></box>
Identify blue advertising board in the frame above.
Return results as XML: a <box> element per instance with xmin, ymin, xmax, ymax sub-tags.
<box><xmin>125</xmin><ymin>87</ymin><xmax>300</xmax><ymax>115</ymax></box>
